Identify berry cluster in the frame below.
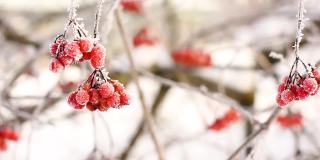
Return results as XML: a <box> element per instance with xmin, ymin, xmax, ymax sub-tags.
<box><xmin>49</xmin><ymin>36</ymin><xmax>107</xmax><ymax>72</ymax></box>
<box><xmin>67</xmin><ymin>70</ymin><xmax>130</xmax><ymax>111</ymax></box>
<box><xmin>276</xmin><ymin>63</ymin><xmax>320</xmax><ymax>107</ymax></box>
<box><xmin>208</xmin><ymin>109</ymin><xmax>240</xmax><ymax>131</ymax></box>
<box><xmin>121</xmin><ymin>0</ymin><xmax>143</xmax><ymax>14</ymax></box>
<box><xmin>172</xmin><ymin>48</ymin><xmax>212</xmax><ymax>67</ymax></box>
<box><xmin>0</xmin><ymin>128</ymin><xmax>19</xmax><ymax>151</ymax></box>
<box><xmin>133</xmin><ymin>26</ymin><xmax>159</xmax><ymax>47</ymax></box>
<box><xmin>276</xmin><ymin>113</ymin><xmax>302</xmax><ymax>128</ymax></box>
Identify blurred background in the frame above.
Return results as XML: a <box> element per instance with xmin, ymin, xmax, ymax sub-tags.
<box><xmin>1</xmin><ymin>0</ymin><xmax>320</xmax><ymax>159</ymax></box>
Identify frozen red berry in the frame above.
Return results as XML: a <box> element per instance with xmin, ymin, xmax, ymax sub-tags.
<box><xmin>296</xmin><ymin>87</ymin><xmax>309</xmax><ymax>100</ymax></box>
<box><xmin>303</xmin><ymin>78</ymin><xmax>318</xmax><ymax>94</ymax></box>
<box><xmin>77</xmin><ymin>37</ymin><xmax>94</xmax><ymax>53</ymax></box>
<box><xmin>281</xmin><ymin>89</ymin><xmax>295</xmax><ymax>104</ymax></box>
<box><xmin>121</xmin><ymin>0</ymin><xmax>143</xmax><ymax>14</ymax></box>
<box><xmin>278</xmin><ymin>83</ymin><xmax>286</xmax><ymax>92</ymax></box>
<box><xmin>107</xmin><ymin>93</ymin><xmax>121</xmax><ymax>108</ymax></box>
<box><xmin>59</xmin><ymin>55</ymin><xmax>74</xmax><ymax>66</ymax></box>
<box><xmin>172</xmin><ymin>48</ymin><xmax>212</xmax><ymax>67</ymax></box>
<box><xmin>64</xmin><ymin>41</ymin><xmax>82</xmax><ymax>61</ymax></box>
<box><xmin>98</xmin><ymin>82</ymin><xmax>114</xmax><ymax>98</ymax></box>
<box><xmin>75</xmin><ymin>90</ymin><xmax>89</xmax><ymax>105</ymax></box>
<box><xmin>90</xmin><ymin>44</ymin><xmax>106</xmax><ymax>69</ymax></box>
<box><xmin>276</xmin><ymin>94</ymin><xmax>287</xmax><ymax>107</ymax></box>
<box><xmin>120</xmin><ymin>91</ymin><xmax>130</xmax><ymax>106</ymax></box>
<box><xmin>89</xmin><ymin>89</ymin><xmax>100</xmax><ymax>104</ymax></box>
<box><xmin>49</xmin><ymin>59</ymin><xmax>64</xmax><ymax>73</ymax></box>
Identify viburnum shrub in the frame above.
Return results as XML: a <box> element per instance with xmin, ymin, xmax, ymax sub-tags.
<box><xmin>133</xmin><ymin>26</ymin><xmax>159</xmax><ymax>47</ymax></box>
<box><xmin>67</xmin><ymin>70</ymin><xmax>130</xmax><ymax>111</ymax></box>
<box><xmin>208</xmin><ymin>108</ymin><xmax>240</xmax><ymax>131</ymax></box>
<box><xmin>276</xmin><ymin>58</ymin><xmax>320</xmax><ymax>107</ymax></box>
<box><xmin>0</xmin><ymin>127</ymin><xmax>19</xmax><ymax>151</ymax></box>
<box><xmin>121</xmin><ymin>0</ymin><xmax>143</xmax><ymax>14</ymax></box>
<box><xmin>276</xmin><ymin>113</ymin><xmax>303</xmax><ymax>128</ymax></box>
<box><xmin>172</xmin><ymin>48</ymin><xmax>212</xmax><ymax>67</ymax></box>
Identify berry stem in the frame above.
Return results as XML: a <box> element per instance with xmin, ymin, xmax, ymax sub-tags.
<box><xmin>93</xmin><ymin>0</ymin><xmax>105</xmax><ymax>39</ymax></box>
<box><xmin>115</xmin><ymin>9</ymin><xmax>166</xmax><ymax>160</ymax></box>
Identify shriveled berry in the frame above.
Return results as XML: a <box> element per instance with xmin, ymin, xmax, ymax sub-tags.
<box><xmin>98</xmin><ymin>82</ymin><xmax>114</xmax><ymax>98</ymax></box>
<box><xmin>49</xmin><ymin>59</ymin><xmax>64</xmax><ymax>73</ymax></box>
<box><xmin>75</xmin><ymin>90</ymin><xmax>89</xmax><ymax>105</ymax></box>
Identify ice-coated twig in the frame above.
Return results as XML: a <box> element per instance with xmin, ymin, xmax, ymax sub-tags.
<box><xmin>293</xmin><ymin>0</ymin><xmax>306</xmax><ymax>58</ymax></box>
<box><xmin>93</xmin><ymin>0</ymin><xmax>106</xmax><ymax>38</ymax></box>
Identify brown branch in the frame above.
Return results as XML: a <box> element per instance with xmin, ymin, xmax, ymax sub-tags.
<box><xmin>226</xmin><ymin>107</ymin><xmax>280</xmax><ymax>160</ymax></box>
<box><xmin>115</xmin><ymin>9</ymin><xmax>165</xmax><ymax>160</ymax></box>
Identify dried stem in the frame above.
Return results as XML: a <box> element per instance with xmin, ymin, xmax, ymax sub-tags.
<box><xmin>115</xmin><ymin>9</ymin><xmax>165</xmax><ymax>160</ymax></box>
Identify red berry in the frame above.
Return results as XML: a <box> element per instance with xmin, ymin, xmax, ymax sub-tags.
<box><xmin>276</xmin><ymin>94</ymin><xmax>287</xmax><ymax>107</ymax></box>
<box><xmin>59</xmin><ymin>55</ymin><xmax>74</xmax><ymax>66</ymax></box>
<box><xmin>224</xmin><ymin>109</ymin><xmax>239</xmax><ymax>122</ymax></box>
<box><xmin>0</xmin><ymin>138</ymin><xmax>7</xmax><ymax>151</ymax></box>
<box><xmin>277</xmin><ymin>113</ymin><xmax>302</xmax><ymax>128</ymax></box>
<box><xmin>90</xmin><ymin>44</ymin><xmax>106</xmax><ymax>69</ymax></box>
<box><xmin>89</xmin><ymin>89</ymin><xmax>100</xmax><ymax>104</ymax></box>
<box><xmin>281</xmin><ymin>89</ymin><xmax>295</xmax><ymax>103</ymax></box>
<box><xmin>77</xmin><ymin>37</ymin><xmax>94</xmax><ymax>53</ymax></box>
<box><xmin>278</xmin><ymin>83</ymin><xmax>286</xmax><ymax>92</ymax></box>
<box><xmin>303</xmin><ymin>78</ymin><xmax>318</xmax><ymax>94</ymax></box>
<box><xmin>208</xmin><ymin>119</ymin><xmax>228</xmax><ymax>131</ymax></box>
<box><xmin>67</xmin><ymin>92</ymin><xmax>79</xmax><ymax>107</ymax></box>
<box><xmin>98</xmin><ymin>82</ymin><xmax>114</xmax><ymax>98</ymax></box>
<box><xmin>64</xmin><ymin>41</ymin><xmax>82</xmax><ymax>61</ymax></box>
<box><xmin>86</xmin><ymin>103</ymin><xmax>97</xmax><ymax>111</ymax></box>
<box><xmin>75</xmin><ymin>90</ymin><xmax>90</xmax><ymax>105</ymax></box>
<box><xmin>121</xmin><ymin>0</ymin><xmax>143</xmax><ymax>14</ymax></box>
<box><xmin>97</xmin><ymin>99</ymin><xmax>111</xmax><ymax>111</ymax></box>
<box><xmin>133</xmin><ymin>27</ymin><xmax>158</xmax><ymax>47</ymax></box>
<box><xmin>120</xmin><ymin>91</ymin><xmax>130</xmax><ymax>106</ymax></box>
<box><xmin>82</xmin><ymin>52</ymin><xmax>92</xmax><ymax>60</ymax></box>
<box><xmin>107</xmin><ymin>93</ymin><xmax>121</xmax><ymax>108</ymax></box>
<box><xmin>172</xmin><ymin>48</ymin><xmax>212</xmax><ymax>67</ymax></box>
<box><xmin>296</xmin><ymin>87</ymin><xmax>309</xmax><ymax>100</ymax></box>
<box><xmin>49</xmin><ymin>59</ymin><xmax>64</xmax><ymax>73</ymax></box>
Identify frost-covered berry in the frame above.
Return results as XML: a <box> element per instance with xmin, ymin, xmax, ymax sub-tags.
<box><xmin>98</xmin><ymin>82</ymin><xmax>114</xmax><ymax>98</ymax></box>
<box><xmin>64</xmin><ymin>41</ymin><xmax>82</xmax><ymax>61</ymax></box>
<box><xmin>77</xmin><ymin>37</ymin><xmax>94</xmax><ymax>53</ymax></box>
<box><xmin>281</xmin><ymin>89</ymin><xmax>295</xmax><ymax>104</ymax></box>
<box><xmin>107</xmin><ymin>93</ymin><xmax>121</xmax><ymax>108</ymax></box>
<box><xmin>59</xmin><ymin>55</ymin><xmax>74</xmax><ymax>66</ymax></box>
<box><xmin>120</xmin><ymin>91</ymin><xmax>130</xmax><ymax>106</ymax></box>
<box><xmin>67</xmin><ymin>92</ymin><xmax>78</xmax><ymax>106</ymax></box>
<box><xmin>75</xmin><ymin>90</ymin><xmax>89</xmax><ymax>105</ymax></box>
<box><xmin>49</xmin><ymin>59</ymin><xmax>64</xmax><ymax>73</ymax></box>
<box><xmin>303</xmin><ymin>78</ymin><xmax>318</xmax><ymax>94</ymax></box>
<box><xmin>278</xmin><ymin>83</ymin><xmax>286</xmax><ymax>92</ymax></box>
<box><xmin>296</xmin><ymin>87</ymin><xmax>309</xmax><ymax>100</ymax></box>
<box><xmin>97</xmin><ymin>99</ymin><xmax>111</xmax><ymax>111</ymax></box>
<box><xmin>82</xmin><ymin>52</ymin><xmax>92</xmax><ymax>60</ymax></box>
<box><xmin>276</xmin><ymin>94</ymin><xmax>287</xmax><ymax>107</ymax></box>
<box><xmin>89</xmin><ymin>90</ymin><xmax>100</xmax><ymax>104</ymax></box>
<box><xmin>90</xmin><ymin>44</ymin><xmax>106</xmax><ymax>69</ymax></box>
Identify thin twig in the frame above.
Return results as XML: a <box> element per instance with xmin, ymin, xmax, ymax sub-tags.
<box><xmin>93</xmin><ymin>0</ymin><xmax>105</xmax><ymax>38</ymax></box>
<box><xmin>226</xmin><ymin>107</ymin><xmax>280</xmax><ymax>160</ymax></box>
<box><xmin>115</xmin><ymin>9</ymin><xmax>165</xmax><ymax>160</ymax></box>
